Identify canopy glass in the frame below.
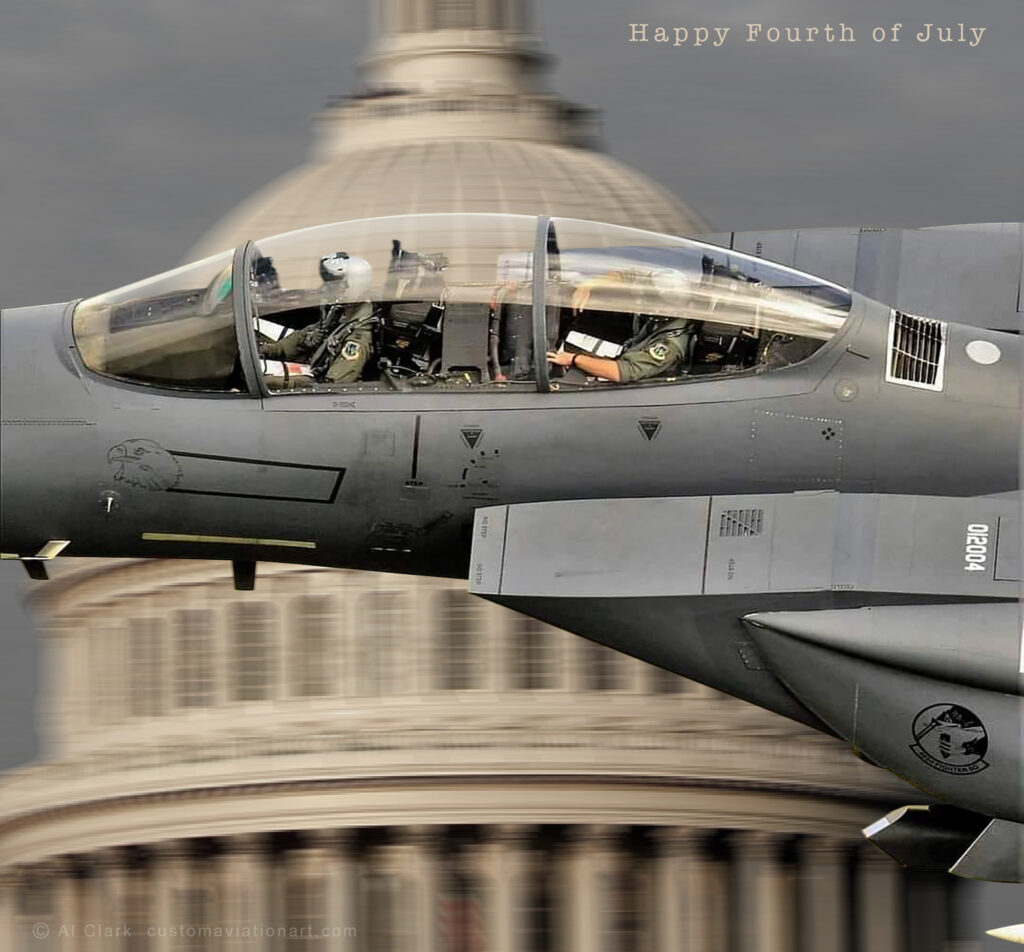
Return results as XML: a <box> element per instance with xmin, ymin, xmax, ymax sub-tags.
<box><xmin>72</xmin><ymin>215</ymin><xmax>852</xmax><ymax>394</ymax></box>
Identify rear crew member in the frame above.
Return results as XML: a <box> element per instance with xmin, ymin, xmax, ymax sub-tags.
<box><xmin>547</xmin><ymin>316</ymin><xmax>694</xmax><ymax>383</ymax></box>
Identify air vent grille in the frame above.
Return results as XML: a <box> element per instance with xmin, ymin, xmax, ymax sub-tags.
<box><xmin>886</xmin><ymin>311</ymin><xmax>946</xmax><ymax>390</ymax></box>
<box><xmin>719</xmin><ymin>509</ymin><xmax>764</xmax><ymax>537</ymax></box>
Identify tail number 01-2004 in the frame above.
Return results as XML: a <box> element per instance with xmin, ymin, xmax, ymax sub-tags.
<box><xmin>964</xmin><ymin>524</ymin><xmax>989</xmax><ymax>572</ymax></box>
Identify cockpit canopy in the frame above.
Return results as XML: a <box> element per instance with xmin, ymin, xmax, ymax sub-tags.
<box><xmin>74</xmin><ymin>250</ymin><xmax>239</xmax><ymax>391</ymax></box>
<box><xmin>72</xmin><ymin>214</ymin><xmax>853</xmax><ymax>394</ymax></box>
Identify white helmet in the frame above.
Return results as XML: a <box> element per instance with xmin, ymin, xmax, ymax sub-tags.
<box><xmin>651</xmin><ymin>268</ymin><xmax>694</xmax><ymax>296</ymax></box>
<box><xmin>319</xmin><ymin>252</ymin><xmax>373</xmax><ymax>299</ymax></box>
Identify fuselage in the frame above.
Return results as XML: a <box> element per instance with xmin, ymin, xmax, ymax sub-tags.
<box><xmin>0</xmin><ymin>292</ymin><xmax>1018</xmax><ymax>576</ymax></box>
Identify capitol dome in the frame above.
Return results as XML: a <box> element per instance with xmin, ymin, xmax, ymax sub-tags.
<box><xmin>0</xmin><ymin>560</ymin><xmax>934</xmax><ymax>950</ymax></box>
<box><xmin>191</xmin><ymin>139</ymin><xmax>704</xmax><ymax>258</ymax></box>
<box><xmin>188</xmin><ymin>1</ymin><xmax>707</xmax><ymax>258</ymax></box>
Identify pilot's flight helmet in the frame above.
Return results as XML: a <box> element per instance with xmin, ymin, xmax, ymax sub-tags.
<box><xmin>650</xmin><ymin>268</ymin><xmax>694</xmax><ymax>296</ymax></box>
<box><xmin>319</xmin><ymin>252</ymin><xmax>373</xmax><ymax>299</ymax></box>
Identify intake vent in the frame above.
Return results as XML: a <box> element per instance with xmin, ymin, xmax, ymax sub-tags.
<box><xmin>886</xmin><ymin>311</ymin><xmax>947</xmax><ymax>391</ymax></box>
<box><xmin>719</xmin><ymin>509</ymin><xmax>764</xmax><ymax>537</ymax></box>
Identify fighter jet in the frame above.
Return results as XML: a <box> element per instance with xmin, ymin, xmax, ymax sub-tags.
<box><xmin>1</xmin><ymin>213</ymin><xmax>1020</xmax><ymax>883</ymax></box>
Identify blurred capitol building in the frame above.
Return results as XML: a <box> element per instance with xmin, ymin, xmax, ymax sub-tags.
<box><xmin>0</xmin><ymin>2</ymin><xmax>973</xmax><ymax>950</ymax></box>
<box><xmin>0</xmin><ymin>561</ymin><xmax>966</xmax><ymax>952</ymax></box>
<box><xmin>189</xmin><ymin>0</ymin><xmax>707</xmax><ymax>257</ymax></box>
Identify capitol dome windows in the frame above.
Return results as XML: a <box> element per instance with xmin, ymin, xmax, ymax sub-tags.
<box><xmin>509</xmin><ymin>615</ymin><xmax>561</xmax><ymax>691</ymax></box>
<box><xmin>128</xmin><ymin>617</ymin><xmax>168</xmax><ymax>718</ymax></box>
<box><xmin>359</xmin><ymin>591</ymin><xmax>410</xmax><ymax>697</ymax></box>
<box><xmin>89</xmin><ymin>621</ymin><xmax>123</xmax><ymax>726</ymax></box>
<box><xmin>65</xmin><ymin>571</ymin><xmax>712</xmax><ymax>739</ymax></box>
<box><xmin>230</xmin><ymin>603</ymin><xmax>278</xmax><ymax>703</ymax></box>
<box><xmin>436</xmin><ymin>590</ymin><xmax>488</xmax><ymax>691</ymax></box>
<box><xmin>385</xmin><ymin>0</ymin><xmax>528</xmax><ymax>34</ymax></box>
<box><xmin>578</xmin><ymin>638</ymin><xmax>628</xmax><ymax>693</ymax></box>
<box><xmin>174</xmin><ymin>609</ymin><xmax>216</xmax><ymax>709</ymax></box>
<box><xmin>434</xmin><ymin>0</ymin><xmax>478</xmax><ymax>29</ymax></box>
<box><xmin>288</xmin><ymin>596</ymin><xmax>337</xmax><ymax>698</ymax></box>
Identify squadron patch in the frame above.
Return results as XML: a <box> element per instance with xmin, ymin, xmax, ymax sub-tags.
<box><xmin>909</xmin><ymin>703</ymin><xmax>989</xmax><ymax>776</ymax></box>
<box><xmin>341</xmin><ymin>341</ymin><xmax>363</xmax><ymax>361</ymax></box>
<box><xmin>648</xmin><ymin>341</ymin><xmax>670</xmax><ymax>362</ymax></box>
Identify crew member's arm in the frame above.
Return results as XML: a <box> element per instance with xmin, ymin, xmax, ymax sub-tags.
<box><xmin>260</xmin><ymin>330</ymin><xmax>309</xmax><ymax>362</ymax></box>
<box><xmin>546</xmin><ymin>349</ymin><xmax>622</xmax><ymax>382</ymax></box>
<box><xmin>548</xmin><ymin>329</ymin><xmax>689</xmax><ymax>384</ymax></box>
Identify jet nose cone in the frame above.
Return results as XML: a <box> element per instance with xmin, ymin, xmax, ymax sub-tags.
<box><xmin>0</xmin><ymin>301</ymin><xmax>94</xmax><ymax>558</ymax></box>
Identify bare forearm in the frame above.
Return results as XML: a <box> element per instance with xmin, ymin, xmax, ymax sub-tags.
<box><xmin>572</xmin><ymin>352</ymin><xmax>621</xmax><ymax>382</ymax></box>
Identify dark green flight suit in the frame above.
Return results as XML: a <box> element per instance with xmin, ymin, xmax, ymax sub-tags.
<box><xmin>262</xmin><ymin>302</ymin><xmax>375</xmax><ymax>384</ymax></box>
<box><xmin>615</xmin><ymin>318</ymin><xmax>694</xmax><ymax>384</ymax></box>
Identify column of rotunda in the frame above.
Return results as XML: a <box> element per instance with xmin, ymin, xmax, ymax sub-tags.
<box><xmin>2</xmin><ymin>825</ymin><xmax>930</xmax><ymax>951</ymax></box>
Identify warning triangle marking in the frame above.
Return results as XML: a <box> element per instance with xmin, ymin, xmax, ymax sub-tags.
<box><xmin>461</xmin><ymin>427</ymin><xmax>484</xmax><ymax>449</ymax></box>
<box><xmin>638</xmin><ymin>419</ymin><xmax>662</xmax><ymax>442</ymax></box>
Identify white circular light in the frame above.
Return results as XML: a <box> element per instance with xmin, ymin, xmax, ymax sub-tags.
<box><xmin>965</xmin><ymin>340</ymin><xmax>1001</xmax><ymax>365</ymax></box>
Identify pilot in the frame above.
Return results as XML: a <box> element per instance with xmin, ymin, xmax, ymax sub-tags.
<box><xmin>547</xmin><ymin>316</ymin><xmax>694</xmax><ymax>383</ymax></box>
<box><xmin>259</xmin><ymin>252</ymin><xmax>376</xmax><ymax>384</ymax></box>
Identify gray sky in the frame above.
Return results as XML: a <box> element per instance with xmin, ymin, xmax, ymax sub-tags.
<box><xmin>1</xmin><ymin>0</ymin><xmax>1022</xmax><ymax>308</ymax></box>
<box><xmin>1</xmin><ymin>0</ymin><xmax>1021</xmax><ymax>936</ymax></box>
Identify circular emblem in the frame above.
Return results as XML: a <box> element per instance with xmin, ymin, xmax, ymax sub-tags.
<box><xmin>834</xmin><ymin>379</ymin><xmax>859</xmax><ymax>402</ymax></box>
<box><xmin>965</xmin><ymin>339</ymin><xmax>1001</xmax><ymax>365</ymax></box>
<box><xmin>910</xmin><ymin>704</ymin><xmax>989</xmax><ymax>775</ymax></box>
<box><xmin>341</xmin><ymin>340</ymin><xmax>363</xmax><ymax>361</ymax></box>
<box><xmin>648</xmin><ymin>342</ymin><xmax>670</xmax><ymax>362</ymax></box>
